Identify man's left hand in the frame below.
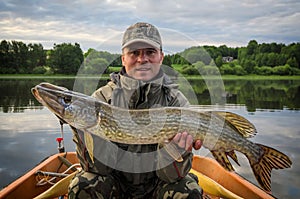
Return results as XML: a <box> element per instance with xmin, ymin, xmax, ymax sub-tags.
<box><xmin>172</xmin><ymin>132</ymin><xmax>202</xmax><ymax>151</ymax></box>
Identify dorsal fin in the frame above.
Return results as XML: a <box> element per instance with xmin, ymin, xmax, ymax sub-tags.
<box><xmin>215</xmin><ymin>112</ymin><xmax>257</xmax><ymax>138</ymax></box>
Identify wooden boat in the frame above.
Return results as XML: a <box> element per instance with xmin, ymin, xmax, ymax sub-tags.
<box><xmin>0</xmin><ymin>152</ymin><xmax>275</xmax><ymax>199</ymax></box>
<box><xmin>0</xmin><ymin>152</ymin><xmax>79</xmax><ymax>199</ymax></box>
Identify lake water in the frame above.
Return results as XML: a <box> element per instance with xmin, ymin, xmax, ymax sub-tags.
<box><xmin>0</xmin><ymin>77</ymin><xmax>299</xmax><ymax>199</ymax></box>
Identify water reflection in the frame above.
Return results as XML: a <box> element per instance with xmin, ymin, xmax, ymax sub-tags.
<box><xmin>185</xmin><ymin>79</ymin><xmax>300</xmax><ymax>110</ymax></box>
<box><xmin>1</xmin><ymin>78</ymin><xmax>299</xmax><ymax>112</ymax></box>
<box><xmin>0</xmin><ymin>79</ymin><xmax>72</xmax><ymax>113</ymax></box>
<box><xmin>225</xmin><ymin>80</ymin><xmax>300</xmax><ymax>111</ymax></box>
<box><xmin>0</xmin><ymin>78</ymin><xmax>299</xmax><ymax>198</ymax></box>
<box><xmin>0</xmin><ymin>114</ymin><xmax>74</xmax><ymax>188</ymax></box>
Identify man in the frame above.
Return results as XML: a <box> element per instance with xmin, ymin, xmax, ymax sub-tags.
<box><xmin>68</xmin><ymin>22</ymin><xmax>203</xmax><ymax>199</ymax></box>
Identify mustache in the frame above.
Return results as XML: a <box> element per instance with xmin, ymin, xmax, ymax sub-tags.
<box><xmin>135</xmin><ymin>64</ymin><xmax>156</xmax><ymax>69</ymax></box>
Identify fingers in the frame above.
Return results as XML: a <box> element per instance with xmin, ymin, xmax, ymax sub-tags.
<box><xmin>185</xmin><ymin>134</ymin><xmax>193</xmax><ymax>151</ymax></box>
<box><xmin>172</xmin><ymin>133</ymin><xmax>181</xmax><ymax>143</ymax></box>
<box><xmin>172</xmin><ymin>132</ymin><xmax>202</xmax><ymax>151</ymax></box>
<box><xmin>193</xmin><ymin>139</ymin><xmax>203</xmax><ymax>150</ymax></box>
<box><xmin>173</xmin><ymin>132</ymin><xmax>193</xmax><ymax>151</ymax></box>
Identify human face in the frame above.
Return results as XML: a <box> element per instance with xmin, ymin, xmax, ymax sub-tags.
<box><xmin>122</xmin><ymin>46</ymin><xmax>164</xmax><ymax>81</ymax></box>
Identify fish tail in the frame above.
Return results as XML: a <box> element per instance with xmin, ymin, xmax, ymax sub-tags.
<box><xmin>249</xmin><ymin>144</ymin><xmax>292</xmax><ymax>192</ymax></box>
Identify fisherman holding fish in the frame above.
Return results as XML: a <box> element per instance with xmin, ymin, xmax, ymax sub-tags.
<box><xmin>68</xmin><ymin>22</ymin><xmax>204</xmax><ymax>198</ymax></box>
<box><xmin>32</xmin><ymin>22</ymin><xmax>292</xmax><ymax>198</ymax></box>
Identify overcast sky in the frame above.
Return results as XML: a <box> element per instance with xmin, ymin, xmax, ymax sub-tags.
<box><xmin>1</xmin><ymin>0</ymin><xmax>299</xmax><ymax>53</ymax></box>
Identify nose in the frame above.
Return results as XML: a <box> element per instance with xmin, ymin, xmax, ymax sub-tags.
<box><xmin>136</xmin><ymin>50</ymin><xmax>148</xmax><ymax>63</ymax></box>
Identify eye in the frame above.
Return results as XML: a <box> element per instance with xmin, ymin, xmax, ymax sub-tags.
<box><xmin>63</xmin><ymin>97</ymin><xmax>72</xmax><ymax>104</ymax></box>
<box><xmin>130</xmin><ymin>50</ymin><xmax>140</xmax><ymax>56</ymax></box>
<box><xmin>146</xmin><ymin>49</ymin><xmax>157</xmax><ymax>56</ymax></box>
<box><xmin>59</xmin><ymin>96</ymin><xmax>72</xmax><ymax>107</ymax></box>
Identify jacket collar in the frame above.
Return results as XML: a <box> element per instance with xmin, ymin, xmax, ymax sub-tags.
<box><xmin>109</xmin><ymin>67</ymin><xmax>174</xmax><ymax>108</ymax></box>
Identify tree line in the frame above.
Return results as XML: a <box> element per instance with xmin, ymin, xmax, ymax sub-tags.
<box><xmin>0</xmin><ymin>40</ymin><xmax>84</xmax><ymax>74</ymax></box>
<box><xmin>0</xmin><ymin>39</ymin><xmax>299</xmax><ymax>75</ymax></box>
<box><xmin>165</xmin><ymin>40</ymin><xmax>300</xmax><ymax>76</ymax></box>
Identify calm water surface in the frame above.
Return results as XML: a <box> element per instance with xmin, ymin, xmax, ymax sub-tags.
<box><xmin>0</xmin><ymin>77</ymin><xmax>299</xmax><ymax>199</ymax></box>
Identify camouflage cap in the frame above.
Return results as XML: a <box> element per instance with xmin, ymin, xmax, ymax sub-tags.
<box><xmin>122</xmin><ymin>22</ymin><xmax>162</xmax><ymax>50</ymax></box>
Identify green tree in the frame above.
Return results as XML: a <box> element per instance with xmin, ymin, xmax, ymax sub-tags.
<box><xmin>273</xmin><ymin>65</ymin><xmax>293</xmax><ymax>75</ymax></box>
<box><xmin>82</xmin><ymin>58</ymin><xmax>109</xmax><ymax>74</ymax></box>
<box><xmin>286</xmin><ymin>57</ymin><xmax>299</xmax><ymax>68</ymax></box>
<box><xmin>10</xmin><ymin>41</ymin><xmax>29</xmax><ymax>73</ymax></box>
<box><xmin>220</xmin><ymin>64</ymin><xmax>234</xmax><ymax>75</ymax></box>
<box><xmin>185</xmin><ymin>49</ymin><xmax>201</xmax><ymax>64</ymax></box>
<box><xmin>218</xmin><ymin>45</ymin><xmax>228</xmax><ymax>57</ymax></box>
<box><xmin>215</xmin><ymin>55</ymin><xmax>223</xmax><ymax>67</ymax></box>
<box><xmin>162</xmin><ymin>54</ymin><xmax>172</xmax><ymax>67</ymax></box>
<box><xmin>242</xmin><ymin>59</ymin><xmax>255</xmax><ymax>74</ymax></box>
<box><xmin>0</xmin><ymin>40</ymin><xmax>14</xmax><ymax>73</ymax></box>
<box><xmin>181</xmin><ymin>47</ymin><xmax>212</xmax><ymax>64</ymax></box>
<box><xmin>234</xmin><ymin>65</ymin><xmax>247</xmax><ymax>75</ymax></box>
<box><xmin>259</xmin><ymin>43</ymin><xmax>271</xmax><ymax>53</ymax></box>
<box><xmin>193</xmin><ymin>61</ymin><xmax>205</xmax><ymax>70</ymax></box>
<box><xmin>246</xmin><ymin>40</ymin><xmax>258</xmax><ymax>55</ymax></box>
<box><xmin>203</xmin><ymin>45</ymin><xmax>220</xmax><ymax>59</ymax></box>
<box><xmin>0</xmin><ymin>40</ymin><xmax>46</xmax><ymax>74</ymax></box>
<box><xmin>237</xmin><ymin>47</ymin><xmax>247</xmax><ymax>61</ymax></box>
<box><xmin>27</xmin><ymin>43</ymin><xmax>46</xmax><ymax>72</ymax></box>
<box><xmin>110</xmin><ymin>56</ymin><xmax>122</xmax><ymax>67</ymax></box>
<box><xmin>270</xmin><ymin>42</ymin><xmax>282</xmax><ymax>53</ymax></box>
<box><xmin>282</xmin><ymin>43</ymin><xmax>300</xmax><ymax>68</ymax></box>
<box><xmin>181</xmin><ymin>65</ymin><xmax>198</xmax><ymax>75</ymax></box>
<box><xmin>266</xmin><ymin>53</ymin><xmax>277</xmax><ymax>67</ymax></box>
<box><xmin>254</xmin><ymin>66</ymin><xmax>273</xmax><ymax>75</ymax></box>
<box><xmin>85</xmin><ymin>48</ymin><xmax>121</xmax><ymax>66</ymax></box>
<box><xmin>277</xmin><ymin>54</ymin><xmax>288</xmax><ymax>66</ymax></box>
<box><xmin>48</xmin><ymin>43</ymin><xmax>83</xmax><ymax>74</ymax></box>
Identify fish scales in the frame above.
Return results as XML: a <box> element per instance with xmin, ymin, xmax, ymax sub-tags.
<box><xmin>97</xmin><ymin>107</ymin><xmax>208</xmax><ymax>144</ymax></box>
<box><xmin>31</xmin><ymin>82</ymin><xmax>292</xmax><ymax>192</ymax></box>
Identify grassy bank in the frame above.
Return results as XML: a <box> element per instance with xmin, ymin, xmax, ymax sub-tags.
<box><xmin>0</xmin><ymin>74</ymin><xmax>110</xmax><ymax>79</ymax></box>
<box><xmin>0</xmin><ymin>74</ymin><xmax>299</xmax><ymax>80</ymax></box>
<box><xmin>186</xmin><ymin>75</ymin><xmax>300</xmax><ymax>80</ymax></box>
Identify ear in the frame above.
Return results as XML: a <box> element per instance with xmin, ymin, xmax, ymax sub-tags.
<box><xmin>121</xmin><ymin>54</ymin><xmax>126</xmax><ymax>66</ymax></box>
<box><xmin>160</xmin><ymin>51</ymin><xmax>164</xmax><ymax>64</ymax></box>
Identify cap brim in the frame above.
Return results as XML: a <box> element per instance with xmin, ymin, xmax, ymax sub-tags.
<box><xmin>122</xmin><ymin>39</ymin><xmax>161</xmax><ymax>50</ymax></box>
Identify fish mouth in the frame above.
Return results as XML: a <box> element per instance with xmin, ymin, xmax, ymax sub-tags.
<box><xmin>32</xmin><ymin>82</ymin><xmax>101</xmax><ymax>129</ymax></box>
<box><xmin>31</xmin><ymin>82</ymin><xmax>70</xmax><ymax>116</ymax></box>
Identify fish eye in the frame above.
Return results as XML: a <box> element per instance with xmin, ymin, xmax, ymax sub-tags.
<box><xmin>63</xmin><ymin>97</ymin><xmax>72</xmax><ymax>104</ymax></box>
<box><xmin>59</xmin><ymin>96</ymin><xmax>72</xmax><ymax>107</ymax></box>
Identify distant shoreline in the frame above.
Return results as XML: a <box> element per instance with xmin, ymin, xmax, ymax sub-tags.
<box><xmin>0</xmin><ymin>74</ymin><xmax>299</xmax><ymax>80</ymax></box>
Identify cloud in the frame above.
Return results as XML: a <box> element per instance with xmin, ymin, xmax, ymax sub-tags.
<box><xmin>0</xmin><ymin>0</ymin><xmax>299</xmax><ymax>52</ymax></box>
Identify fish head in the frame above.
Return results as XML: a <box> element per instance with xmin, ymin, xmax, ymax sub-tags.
<box><xmin>32</xmin><ymin>82</ymin><xmax>100</xmax><ymax>129</ymax></box>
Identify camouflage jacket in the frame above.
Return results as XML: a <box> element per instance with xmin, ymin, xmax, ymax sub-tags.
<box><xmin>72</xmin><ymin>68</ymin><xmax>193</xmax><ymax>194</ymax></box>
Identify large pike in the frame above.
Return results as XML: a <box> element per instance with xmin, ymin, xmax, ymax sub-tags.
<box><xmin>32</xmin><ymin>82</ymin><xmax>292</xmax><ymax>192</ymax></box>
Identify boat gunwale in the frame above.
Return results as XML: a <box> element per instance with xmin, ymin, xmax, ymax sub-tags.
<box><xmin>0</xmin><ymin>152</ymin><xmax>78</xmax><ymax>199</ymax></box>
<box><xmin>0</xmin><ymin>152</ymin><xmax>275</xmax><ymax>199</ymax></box>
